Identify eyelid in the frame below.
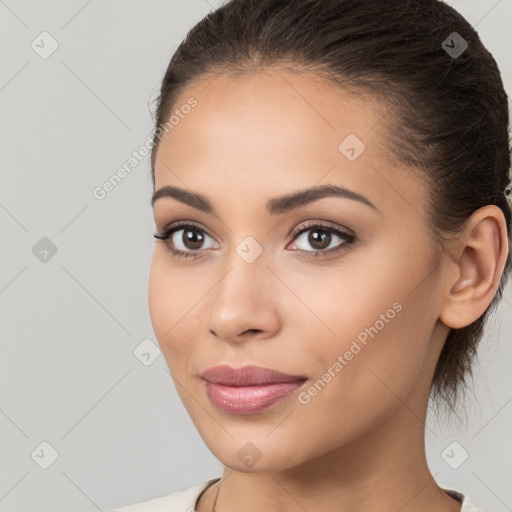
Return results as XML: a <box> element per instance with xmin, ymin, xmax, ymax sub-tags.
<box><xmin>156</xmin><ymin>218</ymin><xmax>226</xmax><ymax>245</ymax></box>
<box><xmin>162</xmin><ymin>220</ymin><xmax>219</xmax><ymax>247</ymax></box>
<box><xmin>156</xmin><ymin>219</ymin><xmax>214</xmax><ymax>238</ymax></box>
<box><xmin>288</xmin><ymin>219</ymin><xmax>355</xmax><ymax>239</ymax></box>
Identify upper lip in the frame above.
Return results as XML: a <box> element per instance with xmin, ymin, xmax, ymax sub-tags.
<box><xmin>201</xmin><ymin>364</ymin><xmax>307</xmax><ymax>386</ymax></box>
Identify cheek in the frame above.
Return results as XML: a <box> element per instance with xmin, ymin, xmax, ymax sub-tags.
<box><xmin>148</xmin><ymin>252</ymin><xmax>196</xmax><ymax>362</ymax></box>
<box><xmin>287</xmin><ymin>300</ymin><xmax>431</xmax><ymax>455</ymax></box>
<box><xmin>147</xmin><ymin>253</ymin><xmax>169</xmax><ymax>339</ymax></box>
<box><xmin>283</xmin><ymin>246</ymin><xmax>435</xmax><ymax>414</ymax></box>
<box><xmin>148</xmin><ymin>250</ymin><xmax>194</xmax><ymax>330</ymax></box>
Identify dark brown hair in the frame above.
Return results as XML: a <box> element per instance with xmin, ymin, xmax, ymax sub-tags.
<box><xmin>150</xmin><ymin>0</ymin><xmax>512</xmax><ymax>416</ymax></box>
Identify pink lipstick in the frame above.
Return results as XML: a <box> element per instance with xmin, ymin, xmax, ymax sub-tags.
<box><xmin>201</xmin><ymin>364</ymin><xmax>307</xmax><ymax>414</ymax></box>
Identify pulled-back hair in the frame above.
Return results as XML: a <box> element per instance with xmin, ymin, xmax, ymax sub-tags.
<box><xmin>150</xmin><ymin>0</ymin><xmax>512</xmax><ymax>416</ymax></box>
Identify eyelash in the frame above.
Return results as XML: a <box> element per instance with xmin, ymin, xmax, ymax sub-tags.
<box><xmin>153</xmin><ymin>220</ymin><xmax>356</xmax><ymax>261</ymax></box>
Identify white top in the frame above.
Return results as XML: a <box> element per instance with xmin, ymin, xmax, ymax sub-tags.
<box><xmin>107</xmin><ymin>478</ymin><xmax>482</xmax><ymax>512</ymax></box>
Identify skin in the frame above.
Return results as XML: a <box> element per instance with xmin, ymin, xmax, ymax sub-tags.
<box><xmin>148</xmin><ymin>67</ymin><xmax>509</xmax><ymax>512</ymax></box>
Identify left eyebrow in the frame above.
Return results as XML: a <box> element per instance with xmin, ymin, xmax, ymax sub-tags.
<box><xmin>151</xmin><ymin>184</ymin><xmax>378</xmax><ymax>215</ymax></box>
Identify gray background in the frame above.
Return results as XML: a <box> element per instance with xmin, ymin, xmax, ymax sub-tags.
<box><xmin>1</xmin><ymin>1</ymin><xmax>511</xmax><ymax>511</ymax></box>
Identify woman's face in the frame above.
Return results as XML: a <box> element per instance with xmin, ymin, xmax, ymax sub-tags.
<box><xmin>148</xmin><ymin>68</ymin><xmax>452</xmax><ymax>472</ymax></box>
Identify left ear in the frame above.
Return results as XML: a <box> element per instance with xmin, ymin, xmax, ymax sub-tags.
<box><xmin>439</xmin><ymin>204</ymin><xmax>510</xmax><ymax>330</ymax></box>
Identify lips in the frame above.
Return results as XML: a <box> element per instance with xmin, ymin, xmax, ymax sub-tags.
<box><xmin>201</xmin><ymin>364</ymin><xmax>308</xmax><ymax>414</ymax></box>
<box><xmin>201</xmin><ymin>364</ymin><xmax>306</xmax><ymax>386</ymax></box>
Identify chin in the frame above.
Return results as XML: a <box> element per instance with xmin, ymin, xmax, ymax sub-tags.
<box><xmin>200</xmin><ymin>430</ymin><xmax>310</xmax><ymax>474</ymax></box>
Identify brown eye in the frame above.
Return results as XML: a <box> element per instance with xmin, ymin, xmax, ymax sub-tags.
<box><xmin>177</xmin><ymin>227</ymin><xmax>206</xmax><ymax>251</ymax></box>
<box><xmin>306</xmin><ymin>228</ymin><xmax>332</xmax><ymax>250</ymax></box>
<box><xmin>288</xmin><ymin>222</ymin><xmax>356</xmax><ymax>257</ymax></box>
<box><xmin>153</xmin><ymin>222</ymin><xmax>219</xmax><ymax>259</ymax></box>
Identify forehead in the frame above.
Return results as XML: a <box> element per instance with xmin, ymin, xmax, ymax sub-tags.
<box><xmin>159</xmin><ymin>70</ymin><xmax>376</xmax><ymax>162</ymax></box>
<box><xmin>153</xmin><ymin>68</ymin><xmax>425</xmax><ymax>221</ymax></box>
<box><xmin>159</xmin><ymin>68</ymin><xmax>387</xmax><ymax>152</ymax></box>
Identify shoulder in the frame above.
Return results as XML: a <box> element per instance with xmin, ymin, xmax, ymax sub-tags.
<box><xmin>443</xmin><ymin>488</ymin><xmax>482</xmax><ymax>512</ymax></box>
<box><xmin>107</xmin><ymin>478</ymin><xmax>221</xmax><ymax>512</ymax></box>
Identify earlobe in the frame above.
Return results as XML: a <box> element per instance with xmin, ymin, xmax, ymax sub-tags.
<box><xmin>439</xmin><ymin>205</ymin><xmax>509</xmax><ymax>330</ymax></box>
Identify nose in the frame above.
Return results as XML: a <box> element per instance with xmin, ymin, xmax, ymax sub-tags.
<box><xmin>203</xmin><ymin>256</ymin><xmax>282</xmax><ymax>346</ymax></box>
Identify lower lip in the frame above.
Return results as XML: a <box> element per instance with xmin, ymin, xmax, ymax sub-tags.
<box><xmin>204</xmin><ymin>379</ymin><xmax>307</xmax><ymax>414</ymax></box>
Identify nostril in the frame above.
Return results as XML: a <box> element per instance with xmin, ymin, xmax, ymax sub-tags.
<box><xmin>243</xmin><ymin>329</ymin><xmax>262</xmax><ymax>336</ymax></box>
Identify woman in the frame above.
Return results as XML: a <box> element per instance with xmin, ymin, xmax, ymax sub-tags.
<box><xmin>110</xmin><ymin>0</ymin><xmax>511</xmax><ymax>510</ymax></box>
